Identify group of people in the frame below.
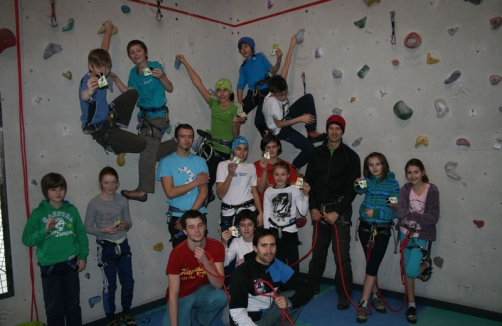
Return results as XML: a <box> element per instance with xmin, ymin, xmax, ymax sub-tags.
<box><xmin>21</xmin><ymin>21</ymin><xmax>440</xmax><ymax>326</ymax></box>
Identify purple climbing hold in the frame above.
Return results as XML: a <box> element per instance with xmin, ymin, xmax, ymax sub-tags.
<box><xmin>268</xmin><ymin>0</ymin><xmax>273</xmax><ymax>9</ymax></box>
<box><xmin>489</xmin><ymin>75</ymin><xmax>501</xmax><ymax>85</ymax></box>
<box><xmin>315</xmin><ymin>48</ymin><xmax>322</xmax><ymax>59</ymax></box>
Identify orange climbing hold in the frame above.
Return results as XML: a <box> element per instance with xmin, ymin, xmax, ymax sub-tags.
<box><xmin>473</xmin><ymin>220</ymin><xmax>484</xmax><ymax>228</ymax></box>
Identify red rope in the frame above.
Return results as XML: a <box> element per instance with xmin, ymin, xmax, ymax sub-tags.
<box><xmin>197</xmin><ymin>250</ymin><xmax>230</xmax><ymax>303</ymax></box>
<box><xmin>14</xmin><ymin>0</ymin><xmax>39</xmax><ymax>321</ymax></box>
<box><xmin>253</xmin><ymin>279</ymin><xmax>295</xmax><ymax>326</ymax></box>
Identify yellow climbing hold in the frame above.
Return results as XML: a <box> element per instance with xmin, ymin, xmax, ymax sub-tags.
<box><xmin>117</xmin><ymin>153</ymin><xmax>126</xmax><ymax>167</ymax></box>
<box><xmin>153</xmin><ymin>242</ymin><xmax>164</xmax><ymax>252</ymax></box>
<box><xmin>97</xmin><ymin>24</ymin><xmax>118</xmax><ymax>35</ymax></box>
<box><xmin>365</xmin><ymin>0</ymin><xmax>381</xmax><ymax>6</ymax></box>
<box><xmin>350</xmin><ymin>97</ymin><xmax>356</xmax><ymax>103</ymax></box>
<box><xmin>415</xmin><ymin>136</ymin><xmax>428</xmax><ymax>148</ymax></box>
<box><xmin>426</xmin><ymin>52</ymin><xmax>440</xmax><ymax>64</ymax></box>
<box><xmin>62</xmin><ymin>71</ymin><xmax>72</xmax><ymax>80</ymax></box>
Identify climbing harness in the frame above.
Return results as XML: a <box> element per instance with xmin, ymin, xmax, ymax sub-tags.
<box><xmin>136</xmin><ymin>106</ymin><xmax>170</xmax><ymax>136</ymax></box>
<box><xmin>195</xmin><ymin>129</ymin><xmax>232</xmax><ymax>161</ymax></box>
<box><xmin>220</xmin><ymin>199</ymin><xmax>255</xmax><ymax>234</ymax></box>
<box><xmin>268</xmin><ymin>217</ymin><xmax>296</xmax><ymax>239</ymax></box>
<box><xmin>97</xmin><ymin>240</ymin><xmax>132</xmax><ymax>268</ymax></box>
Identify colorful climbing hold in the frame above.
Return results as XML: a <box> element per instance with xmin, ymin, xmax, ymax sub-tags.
<box><xmin>447</xmin><ymin>27</ymin><xmax>459</xmax><ymax>36</ymax></box>
<box><xmin>0</xmin><ymin>28</ymin><xmax>16</xmax><ymax>54</ymax></box>
<box><xmin>393</xmin><ymin>101</ymin><xmax>413</xmax><ymax>120</ymax></box>
<box><xmin>354</xmin><ymin>17</ymin><xmax>367</xmax><ymax>29</ymax></box>
<box><xmin>121</xmin><ymin>5</ymin><xmax>131</xmax><ymax>14</ymax></box>
<box><xmin>62</xmin><ymin>18</ymin><xmax>74</xmax><ymax>32</ymax></box>
<box><xmin>352</xmin><ymin>137</ymin><xmax>363</xmax><ymax>147</ymax></box>
<box><xmin>62</xmin><ymin>71</ymin><xmax>72</xmax><ymax>80</ymax></box>
<box><xmin>88</xmin><ymin>296</ymin><xmax>101</xmax><ymax>308</ymax></box>
<box><xmin>314</xmin><ymin>48</ymin><xmax>322</xmax><ymax>59</ymax></box>
<box><xmin>426</xmin><ymin>52</ymin><xmax>440</xmax><ymax>64</ymax></box>
<box><xmin>433</xmin><ymin>256</ymin><xmax>444</xmax><ymax>268</ymax></box>
<box><xmin>267</xmin><ymin>0</ymin><xmax>274</xmax><ymax>9</ymax></box>
<box><xmin>365</xmin><ymin>0</ymin><xmax>380</xmax><ymax>6</ymax></box>
<box><xmin>30</xmin><ymin>179</ymin><xmax>38</xmax><ymax>185</ymax></box>
<box><xmin>296</xmin><ymin>29</ymin><xmax>305</xmax><ymax>44</ymax></box>
<box><xmin>489</xmin><ymin>75</ymin><xmax>501</xmax><ymax>85</ymax></box>
<box><xmin>332</xmin><ymin>69</ymin><xmax>342</xmax><ymax>79</ymax></box>
<box><xmin>404</xmin><ymin>32</ymin><xmax>422</xmax><ymax>49</ymax></box>
<box><xmin>97</xmin><ymin>23</ymin><xmax>118</xmax><ymax>35</ymax></box>
<box><xmin>43</xmin><ymin>42</ymin><xmax>62</xmax><ymax>59</ymax></box>
<box><xmin>357</xmin><ymin>65</ymin><xmax>370</xmax><ymax>79</ymax></box>
<box><xmin>490</xmin><ymin>16</ymin><xmax>502</xmax><ymax>29</ymax></box>
<box><xmin>392</xmin><ymin>59</ymin><xmax>399</xmax><ymax>66</ymax></box>
<box><xmin>415</xmin><ymin>136</ymin><xmax>428</xmax><ymax>148</ymax></box>
<box><xmin>473</xmin><ymin>220</ymin><xmax>484</xmax><ymax>228</ymax></box>
<box><xmin>117</xmin><ymin>153</ymin><xmax>126</xmax><ymax>166</ymax></box>
<box><xmin>444</xmin><ymin>70</ymin><xmax>461</xmax><ymax>84</ymax></box>
<box><xmin>456</xmin><ymin>138</ymin><xmax>470</xmax><ymax>147</ymax></box>
<box><xmin>174</xmin><ymin>58</ymin><xmax>181</xmax><ymax>70</ymax></box>
<box><xmin>350</xmin><ymin>97</ymin><xmax>356</xmax><ymax>103</ymax></box>
<box><xmin>434</xmin><ymin>98</ymin><xmax>449</xmax><ymax>118</ymax></box>
<box><xmin>153</xmin><ymin>242</ymin><xmax>164</xmax><ymax>252</ymax></box>
<box><xmin>85</xmin><ymin>273</ymin><xmax>90</xmax><ymax>279</ymax></box>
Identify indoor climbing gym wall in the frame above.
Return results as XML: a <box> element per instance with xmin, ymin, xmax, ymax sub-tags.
<box><xmin>0</xmin><ymin>0</ymin><xmax>501</xmax><ymax>324</ymax></box>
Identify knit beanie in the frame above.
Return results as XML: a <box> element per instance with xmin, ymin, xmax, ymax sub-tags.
<box><xmin>215</xmin><ymin>78</ymin><xmax>233</xmax><ymax>95</ymax></box>
<box><xmin>326</xmin><ymin>115</ymin><xmax>346</xmax><ymax>133</ymax></box>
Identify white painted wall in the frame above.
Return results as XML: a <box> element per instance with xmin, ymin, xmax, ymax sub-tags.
<box><xmin>1</xmin><ymin>0</ymin><xmax>501</xmax><ymax>324</ymax></box>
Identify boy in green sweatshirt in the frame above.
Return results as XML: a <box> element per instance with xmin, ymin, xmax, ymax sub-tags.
<box><xmin>22</xmin><ymin>173</ymin><xmax>89</xmax><ymax>326</ymax></box>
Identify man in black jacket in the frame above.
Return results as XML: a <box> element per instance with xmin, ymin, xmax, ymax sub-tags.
<box><xmin>229</xmin><ymin>229</ymin><xmax>313</xmax><ymax>325</ymax></box>
<box><xmin>305</xmin><ymin>115</ymin><xmax>361</xmax><ymax>310</ymax></box>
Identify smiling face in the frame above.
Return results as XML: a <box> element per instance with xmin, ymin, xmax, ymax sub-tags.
<box><xmin>406</xmin><ymin>165</ymin><xmax>426</xmax><ymax>186</ymax></box>
<box><xmin>327</xmin><ymin>123</ymin><xmax>343</xmax><ymax>146</ymax></box>
<box><xmin>272</xmin><ymin>166</ymin><xmax>289</xmax><ymax>188</ymax></box>
<box><xmin>367</xmin><ymin>157</ymin><xmax>383</xmax><ymax>179</ymax></box>
<box><xmin>216</xmin><ymin>87</ymin><xmax>231</xmax><ymax>103</ymax></box>
<box><xmin>183</xmin><ymin>217</ymin><xmax>206</xmax><ymax>244</ymax></box>
<box><xmin>254</xmin><ymin>234</ymin><xmax>277</xmax><ymax>266</ymax></box>
<box><xmin>128</xmin><ymin>44</ymin><xmax>148</xmax><ymax>67</ymax></box>
<box><xmin>100</xmin><ymin>174</ymin><xmax>118</xmax><ymax>196</ymax></box>
<box><xmin>238</xmin><ymin>218</ymin><xmax>255</xmax><ymax>242</ymax></box>
<box><xmin>233</xmin><ymin>144</ymin><xmax>249</xmax><ymax>162</ymax></box>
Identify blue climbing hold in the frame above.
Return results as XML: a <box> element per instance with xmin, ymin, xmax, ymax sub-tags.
<box><xmin>121</xmin><ymin>5</ymin><xmax>131</xmax><ymax>14</ymax></box>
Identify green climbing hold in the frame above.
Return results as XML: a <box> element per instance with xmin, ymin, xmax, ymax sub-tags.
<box><xmin>354</xmin><ymin>16</ymin><xmax>367</xmax><ymax>29</ymax></box>
<box><xmin>393</xmin><ymin>101</ymin><xmax>413</xmax><ymax>120</ymax></box>
<box><xmin>357</xmin><ymin>65</ymin><xmax>370</xmax><ymax>79</ymax></box>
<box><xmin>62</xmin><ymin>18</ymin><xmax>74</xmax><ymax>32</ymax></box>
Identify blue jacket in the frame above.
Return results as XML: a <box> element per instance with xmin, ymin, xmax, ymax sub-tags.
<box><xmin>355</xmin><ymin>172</ymin><xmax>400</xmax><ymax>224</ymax></box>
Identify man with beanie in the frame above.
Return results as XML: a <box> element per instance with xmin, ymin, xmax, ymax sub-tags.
<box><xmin>304</xmin><ymin>115</ymin><xmax>361</xmax><ymax>310</ymax></box>
<box><xmin>237</xmin><ymin>37</ymin><xmax>283</xmax><ymax>135</ymax></box>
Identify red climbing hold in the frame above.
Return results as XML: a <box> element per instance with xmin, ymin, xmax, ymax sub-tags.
<box><xmin>0</xmin><ymin>28</ymin><xmax>16</xmax><ymax>54</ymax></box>
<box><xmin>473</xmin><ymin>220</ymin><xmax>484</xmax><ymax>228</ymax></box>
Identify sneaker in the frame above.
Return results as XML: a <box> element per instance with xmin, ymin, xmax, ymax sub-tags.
<box><xmin>120</xmin><ymin>313</ymin><xmax>137</xmax><ymax>326</ymax></box>
<box><xmin>419</xmin><ymin>266</ymin><xmax>433</xmax><ymax>282</ymax></box>
<box><xmin>307</xmin><ymin>132</ymin><xmax>328</xmax><ymax>143</ymax></box>
<box><xmin>337</xmin><ymin>297</ymin><xmax>350</xmax><ymax>310</ymax></box>
<box><xmin>121</xmin><ymin>189</ymin><xmax>147</xmax><ymax>202</ymax></box>
<box><xmin>372</xmin><ymin>295</ymin><xmax>387</xmax><ymax>313</ymax></box>
<box><xmin>106</xmin><ymin>320</ymin><xmax>121</xmax><ymax>326</ymax></box>
<box><xmin>313</xmin><ymin>288</ymin><xmax>321</xmax><ymax>295</ymax></box>
<box><xmin>356</xmin><ymin>300</ymin><xmax>368</xmax><ymax>323</ymax></box>
<box><xmin>406</xmin><ymin>306</ymin><xmax>417</xmax><ymax>324</ymax></box>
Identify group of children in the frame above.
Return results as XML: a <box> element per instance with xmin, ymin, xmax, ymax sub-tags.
<box><xmin>22</xmin><ymin>21</ymin><xmax>439</xmax><ymax>325</ymax></box>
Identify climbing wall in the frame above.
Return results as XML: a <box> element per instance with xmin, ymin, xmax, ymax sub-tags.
<box><xmin>0</xmin><ymin>0</ymin><xmax>500</xmax><ymax>324</ymax></box>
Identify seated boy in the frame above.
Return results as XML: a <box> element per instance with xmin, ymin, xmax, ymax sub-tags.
<box><xmin>22</xmin><ymin>173</ymin><xmax>89</xmax><ymax>325</ymax></box>
<box><xmin>262</xmin><ymin>34</ymin><xmax>326</xmax><ymax>173</ymax></box>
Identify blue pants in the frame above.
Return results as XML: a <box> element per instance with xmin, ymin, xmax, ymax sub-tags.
<box><xmin>40</xmin><ymin>259</ymin><xmax>82</xmax><ymax>326</ymax></box>
<box><xmin>277</xmin><ymin>94</ymin><xmax>317</xmax><ymax>169</ymax></box>
<box><xmin>400</xmin><ymin>232</ymin><xmax>428</xmax><ymax>278</ymax></box>
<box><xmin>163</xmin><ymin>284</ymin><xmax>227</xmax><ymax>326</ymax></box>
<box><xmin>97</xmin><ymin>239</ymin><xmax>134</xmax><ymax>320</ymax></box>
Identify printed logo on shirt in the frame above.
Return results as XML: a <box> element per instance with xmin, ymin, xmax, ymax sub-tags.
<box><xmin>180</xmin><ymin>266</ymin><xmax>206</xmax><ymax>280</ymax></box>
<box><xmin>178</xmin><ymin>166</ymin><xmax>195</xmax><ymax>194</ymax></box>
<box><xmin>272</xmin><ymin>192</ymin><xmax>292</xmax><ymax>222</ymax></box>
<box><xmin>254</xmin><ymin>278</ymin><xmax>267</xmax><ymax>294</ymax></box>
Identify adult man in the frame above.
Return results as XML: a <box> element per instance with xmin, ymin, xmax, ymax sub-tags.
<box><xmin>305</xmin><ymin>115</ymin><xmax>361</xmax><ymax>310</ymax></box>
<box><xmin>164</xmin><ymin>210</ymin><xmax>227</xmax><ymax>326</ymax></box>
<box><xmin>157</xmin><ymin>124</ymin><xmax>210</xmax><ymax>247</ymax></box>
<box><xmin>229</xmin><ymin>229</ymin><xmax>314</xmax><ymax>326</ymax></box>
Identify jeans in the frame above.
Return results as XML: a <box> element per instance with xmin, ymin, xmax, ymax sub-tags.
<box><xmin>163</xmin><ymin>284</ymin><xmax>227</xmax><ymax>326</ymax></box>
<box><xmin>97</xmin><ymin>239</ymin><xmax>134</xmax><ymax>319</ymax></box>
<box><xmin>308</xmin><ymin>209</ymin><xmax>353</xmax><ymax>299</ymax></box>
<box><xmin>277</xmin><ymin>94</ymin><xmax>318</xmax><ymax>169</ymax></box>
<box><xmin>41</xmin><ymin>259</ymin><xmax>82</xmax><ymax>326</ymax></box>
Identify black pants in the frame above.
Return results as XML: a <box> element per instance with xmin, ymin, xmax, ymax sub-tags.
<box><xmin>358</xmin><ymin>220</ymin><xmax>392</xmax><ymax>276</ymax></box>
<box><xmin>242</xmin><ymin>88</ymin><xmax>269</xmax><ymax>133</ymax></box>
<box><xmin>308</xmin><ymin>209</ymin><xmax>353</xmax><ymax>298</ymax></box>
<box><xmin>271</xmin><ymin>229</ymin><xmax>300</xmax><ymax>274</ymax></box>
